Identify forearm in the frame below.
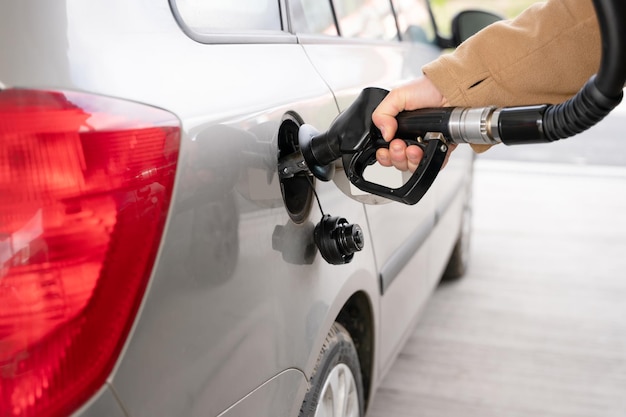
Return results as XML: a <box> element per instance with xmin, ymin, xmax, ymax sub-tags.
<box><xmin>424</xmin><ymin>0</ymin><xmax>600</xmax><ymax>108</ymax></box>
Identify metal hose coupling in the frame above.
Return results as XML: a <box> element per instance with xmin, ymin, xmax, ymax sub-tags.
<box><xmin>448</xmin><ymin>106</ymin><xmax>502</xmax><ymax>146</ymax></box>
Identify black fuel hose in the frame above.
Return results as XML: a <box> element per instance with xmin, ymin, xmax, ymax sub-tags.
<box><xmin>540</xmin><ymin>0</ymin><xmax>625</xmax><ymax>142</ymax></box>
<box><xmin>395</xmin><ymin>0</ymin><xmax>626</xmax><ymax>147</ymax></box>
<box><xmin>592</xmin><ymin>0</ymin><xmax>626</xmax><ymax>97</ymax></box>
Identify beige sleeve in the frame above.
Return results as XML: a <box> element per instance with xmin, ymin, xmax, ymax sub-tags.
<box><xmin>423</xmin><ymin>0</ymin><xmax>600</xmax><ymax>151</ymax></box>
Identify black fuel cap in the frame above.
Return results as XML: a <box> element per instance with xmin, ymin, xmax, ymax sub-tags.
<box><xmin>314</xmin><ymin>214</ymin><xmax>364</xmax><ymax>265</ymax></box>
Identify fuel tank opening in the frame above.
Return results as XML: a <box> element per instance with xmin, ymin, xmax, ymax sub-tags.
<box><xmin>277</xmin><ymin>113</ymin><xmax>314</xmax><ymax>223</ymax></box>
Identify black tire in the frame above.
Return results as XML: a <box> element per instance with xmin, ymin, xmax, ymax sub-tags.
<box><xmin>299</xmin><ymin>322</ymin><xmax>364</xmax><ymax>417</ymax></box>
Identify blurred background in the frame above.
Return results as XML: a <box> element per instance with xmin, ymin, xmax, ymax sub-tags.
<box><xmin>431</xmin><ymin>0</ymin><xmax>538</xmax><ymax>34</ymax></box>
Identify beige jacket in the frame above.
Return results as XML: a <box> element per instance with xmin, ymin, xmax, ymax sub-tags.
<box><xmin>423</xmin><ymin>0</ymin><xmax>600</xmax><ymax>148</ymax></box>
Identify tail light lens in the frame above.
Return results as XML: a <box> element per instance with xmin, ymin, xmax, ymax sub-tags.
<box><xmin>0</xmin><ymin>89</ymin><xmax>180</xmax><ymax>417</ymax></box>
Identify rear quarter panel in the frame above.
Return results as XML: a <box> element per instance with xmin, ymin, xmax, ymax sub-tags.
<box><xmin>1</xmin><ymin>1</ymin><xmax>382</xmax><ymax>416</ymax></box>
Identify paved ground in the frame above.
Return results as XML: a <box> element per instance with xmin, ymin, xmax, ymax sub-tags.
<box><xmin>367</xmin><ymin>159</ymin><xmax>626</xmax><ymax>417</ymax></box>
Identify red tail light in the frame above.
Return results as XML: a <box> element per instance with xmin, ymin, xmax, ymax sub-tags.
<box><xmin>0</xmin><ymin>89</ymin><xmax>180</xmax><ymax>417</ymax></box>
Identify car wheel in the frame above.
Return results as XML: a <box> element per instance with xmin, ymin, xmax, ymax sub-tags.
<box><xmin>300</xmin><ymin>322</ymin><xmax>364</xmax><ymax>417</ymax></box>
<box><xmin>442</xmin><ymin>185</ymin><xmax>472</xmax><ymax>280</ymax></box>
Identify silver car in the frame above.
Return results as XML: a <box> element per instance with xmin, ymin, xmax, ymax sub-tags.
<box><xmin>0</xmin><ymin>1</ymin><xmax>493</xmax><ymax>416</ymax></box>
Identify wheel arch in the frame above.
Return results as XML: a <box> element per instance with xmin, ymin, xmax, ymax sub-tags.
<box><xmin>334</xmin><ymin>291</ymin><xmax>375</xmax><ymax>411</ymax></box>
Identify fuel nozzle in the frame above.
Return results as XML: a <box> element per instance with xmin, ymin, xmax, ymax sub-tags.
<box><xmin>297</xmin><ymin>87</ymin><xmax>449</xmax><ymax>205</ymax></box>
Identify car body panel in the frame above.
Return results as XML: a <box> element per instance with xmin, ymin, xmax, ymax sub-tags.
<box><xmin>216</xmin><ymin>369</ymin><xmax>305</xmax><ymax>417</ymax></box>
<box><xmin>71</xmin><ymin>386</ymin><xmax>127</xmax><ymax>417</ymax></box>
<box><xmin>0</xmin><ymin>0</ymin><xmax>474</xmax><ymax>416</ymax></box>
<box><xmin>299</xmin><ymin>36</ymin><xmax>455</xmax><ymax>371</ymax></box>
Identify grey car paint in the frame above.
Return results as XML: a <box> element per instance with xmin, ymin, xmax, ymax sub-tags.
<box><xmin>72</xmin><ymin>386</ymin><xmax>127</xmax><ymax>417</ymax></box>
<box><xmin>0</xmin><ymin>0</ymin><xmax>473</xmax><ymax>416</ymax></box>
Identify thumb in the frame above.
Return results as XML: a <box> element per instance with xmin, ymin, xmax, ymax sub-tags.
<box><xmin>372</xmin><ymin>94</ymin><xmax>405</xmax><ymax>141</ymax></box>
<box><xmin>373</xmin><ymin>116</ymin><xmax>398</xmax><ymax>142</ymax></box>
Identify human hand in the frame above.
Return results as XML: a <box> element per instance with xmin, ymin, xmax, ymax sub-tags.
<box><xmin>372</xmin><ymin>76</ymin><xmax>456</xmax><ymax>172</ymax></box>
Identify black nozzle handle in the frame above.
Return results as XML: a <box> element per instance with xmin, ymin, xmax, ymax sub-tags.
<box><xmin>346</xmin><ymin>131</ymin><xmax>449</xmax><ymax>205</ymax></box>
